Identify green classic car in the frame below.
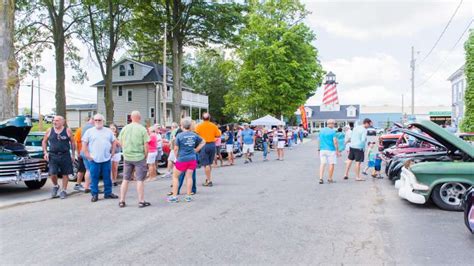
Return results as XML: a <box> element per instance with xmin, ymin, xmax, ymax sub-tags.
<box><xmin>396</xmin><ymin>120</ymin><xmax>474</xmax><ymax>211</ymax></box>
<box><xmin>0</xmin><ymin>116</ymin><xmax>48</xmax><ymax>189</ymax></box>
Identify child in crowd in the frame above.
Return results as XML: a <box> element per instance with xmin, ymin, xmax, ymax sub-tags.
<box><xmin>362</xmin><ymin>142</ymin><xmax>383</xmax><ymax>178</ymax></box>
<box><xmin>362</xmin><ymin>142</ymin><xmax>376</xmax><ymax>176</ymax></box>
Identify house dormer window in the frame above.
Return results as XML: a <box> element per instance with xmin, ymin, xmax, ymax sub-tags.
<box><xmin>128</xmin><ymin>64</ymin><xmax>134</xmax><ymax>76</ymax></box>
<box><xmin>347</xmin><ymin>107</ymin><xmax>356</xmax><ymax>117</ymax></box>
<box><xmin>119</xmin><ymin>65</ymin><xmax>125</xmax><ymax>76</ymax></box>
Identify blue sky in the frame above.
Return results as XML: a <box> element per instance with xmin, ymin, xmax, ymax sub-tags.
<box><xmin>18</xmin><ymin>0</ymin><xmax>473</xmax><ymax>114</ymax></box>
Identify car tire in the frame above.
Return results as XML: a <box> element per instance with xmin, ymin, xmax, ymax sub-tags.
<box><xmin>24</xmin><ymin>178</ymin><xmax>47</xmax><ymax>189</ymax></box>
<box><xmin>431</xmin><ymin>183</ymin><xmax>467</xmax><ymax>211</ymax></box>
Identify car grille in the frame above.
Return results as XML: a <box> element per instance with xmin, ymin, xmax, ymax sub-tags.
<box><xmin>0</xmin><ymin>158</ymin><xmax>47</xmax><ymax>177</ymax></box>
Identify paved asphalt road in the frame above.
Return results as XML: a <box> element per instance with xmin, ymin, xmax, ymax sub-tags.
<box><xmin>1</xmin><ymin>137</ymin><xmax>473</xmax><ymax>264</ymax></box>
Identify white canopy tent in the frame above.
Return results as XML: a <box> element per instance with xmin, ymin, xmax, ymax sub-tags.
<box><xmin>250</xmin><ymin>115</ymin><xmax>285</xmax><ymax>127</ymax></box>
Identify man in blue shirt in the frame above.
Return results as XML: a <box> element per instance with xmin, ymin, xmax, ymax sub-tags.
<box><xmin>318</xmin><ymin>119</ymin><xmax>340</xmax><ymax>184</ymax></box>
<box><xmin>241</xmin><ymin>123</ymin><xmax>255</xmax><ymax>164</ymax></box>
<box><xmin>343</xmin><ymin>118</ymin><xmax>372</xmax><ymax>181</ymax></box>
<box><xmin>82</xmin><ymin>114</ymin><xmax>118</xmax><ymax>202</ymax></box>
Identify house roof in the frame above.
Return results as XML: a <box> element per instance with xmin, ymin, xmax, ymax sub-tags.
<box><xmin>447</xmin><ymin>65</ymin><xmax>464</xmax><ymax>81</ymax></box>
<box><xmin>91</xmin><ymin>59</ymin><xmax>192</xmax><ymax>90</ymax></box>
<box><xmin>306</xmin><ymin>105</ymin><xmax>360</xmax><ymax>120</ymax></box>
<box><xmin>66</xmin><ymin>104</ymin><xmax>97</xmax><ymax>111</ymax></box>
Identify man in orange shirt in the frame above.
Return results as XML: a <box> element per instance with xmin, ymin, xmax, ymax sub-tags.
<box><xmin>195</xmin><ymin>113</ymin><xmax>221</xmax><ymax>187</ymax></box>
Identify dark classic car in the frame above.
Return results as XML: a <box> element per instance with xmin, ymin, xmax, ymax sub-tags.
<box><xmin>0</xmin><ymin>116</ymin><xmax>48</xmax><ymax>189</ymax></box>
<box><xmin>396</xmin><ymin>120</ymin><xmax>474</xmax><ymax>211</ymax></box>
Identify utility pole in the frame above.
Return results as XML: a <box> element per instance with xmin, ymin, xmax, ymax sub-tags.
<box><xmin>410</xmin><ymin>46</ymin><xmax>415</xmax><ymax>116</ymax></box>
<box><xmin>30</xmin><ymin>80</ymin><xmax>34</xmax><ymax>118</ymax></box>
<box><xmin>38</xmin><ymin>75</ymin><xmax>43</xmax><ymax>130</ymax></box>
<box><xmin>162</xmin><ymin>22</ymin><xmax>167</xmax><ymax>126</ymax></box>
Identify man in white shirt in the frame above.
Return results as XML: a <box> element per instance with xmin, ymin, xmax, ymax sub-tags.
<box><xmin>82</xmin><ymin>114</ymin><xmax>118</xmax><ymax>202</ymax></box>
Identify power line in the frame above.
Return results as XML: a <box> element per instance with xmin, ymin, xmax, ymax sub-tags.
<box><xmin>417</xmin><ymin>0</ymin><xmax>464</xmax><ymax>66</ymax></box>
<box><xmin>20</xmin><ymin>84</ymin><xmax>96</xmax><ymax>102</ymax></box>
<box><xmin>415</xmin><ymin>18</ymin><xmax>472</xmax><ymax>88</ymax></box>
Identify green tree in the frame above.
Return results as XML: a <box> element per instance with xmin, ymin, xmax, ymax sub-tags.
<box><xmin>461</xmin><ymin>30</ymin><xmax>474</xmax><ymax>132</ymax></box>
<box><xmin>129</xmin><ymin>0</ymin><xmax>246</xmax><ymax>122</ymax></box>
<box><xmin>184</xmin><ymin>49</ymin><xmax>238</xmax><ymax>124</ymax></box>
<box><xmin>224</xmin><ymin>0</ymin><xmax>323</xmax><ymax>119</ymax></box>
<box><xmin>81</xmin><ymin>0</ymin><xmax>132</xmax><ymax>123</ymax></box>
<box><xmin>0</xmin><ymin>0</ymin><xmax>19</xmax><ymax>120</ymax></box>
<box><xmin>15</xmin><ymin>0</ymin><xmax>87</xmax><ymax>119</ymax></box>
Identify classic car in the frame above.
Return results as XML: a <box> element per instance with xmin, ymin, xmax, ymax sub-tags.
<box><xmin>386</xmin><ymin>151</ymin><xmax>449</xmax><ymax>181</ymax></box>
<box><xmin>463</xmin><ymin>187</ymin><xmax>474</xmax><ymax>233</ymax></box>
<box><xmin>378</xmin><ymin>124</ymin><xmax>404</xmax><ymax>151</ymax></box>
<box><xmin>382</xmin><ymin>129</ymin><xmax>444</xmax><ymax>161</ymax></box>
<box><xmin>0</xmin><ymin>116</ymin><xmax>48</xmax><ymax>189</ymax></box>
<box><xmin>396</xmin><ymin>120</ymin><xmax>474</xmax><ymax>211</ymax></box>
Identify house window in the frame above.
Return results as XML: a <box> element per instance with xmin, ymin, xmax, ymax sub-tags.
<box><xmin>126</xmin><ymin>89</ymin><xmax>132</xmax><ymax>102</ymax></box>
<box><xmin>128</xmin><ymin>64</ymin><xmax>134</xmax><ymax>76</ymax></box>
<box><xmin>118</xmin><ymin>86</ymin><xmax>123</xmax><ymax>96</ymax></box>
<box><xmin>119</xmin><ymin>65</ymin><xmax>125</xmax><ymax>76</ymax></box>
<box><xmin>347</xmin><ymin>107</ymin><xmax>356</xmax><ymax>117</ymax></box>
<box><xmin>150</xmin><ymin>107</ymin><xmax>155</xmax><ymax>118</ymax></box>
<box><xmin>102</xmin><ymin>87</ymin><xmax>106</xmax><ymax>98</ymax></box>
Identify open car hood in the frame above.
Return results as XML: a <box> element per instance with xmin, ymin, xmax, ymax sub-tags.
<box><xmin>409</xmin><ymin>120</ymin><xmax>474</xmax><ymax>159</ymax></box>
<box><xmin>0</xmin><ymin>116</ymin><xmax>32</xmax><ymax>144</ymax></box>
<box><xmin>400</xmin><ymin>128</ymin><xmax>444</xmax><ymax>148</ymax></box>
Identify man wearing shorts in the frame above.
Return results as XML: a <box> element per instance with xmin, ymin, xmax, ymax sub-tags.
<box><xmin>241</xmin><ymin>123</ymin><xmax>255</xmax><ymax>164</ymax></box>
<box><xmin>276</xmin><ymin>125</ymin><xmax>287</xmax><ymax>161</ymax></box>
<box><xmin>343</xmin><ymin>118</ymin><xmax>372</xmax><ymax>181</ymax></box>
<box><xmin>118</xmin><ymin>111</ymin><xmax>150</xmax><ymax>208</ymax></box>
<box><xmin>195</xmin><ymin>113</ymin><xmax>221</xmax><ymax>187</ymax></box>
<box><xmin>224</xmin><ymin>125</ymin><xmax>235</xmax><ymax>165</ymax></box>
<box><xmin>318</xmin><ymin>119</ymin><xmax>340</xmax><ymax>184</ymax></box>
<box><xmin>168</xmin><ymin>117</ymin><xmax>205</xmax><ymax>203</ymax></box>
<box><xmin>82</xmin><ymin>114</ymin><xmax>118</xmax><ymax>202</ymax></box>
<box><xmin>42</xmin><ymin>116</ymin><xmax>75</xmax><ymax>199</ymax></box>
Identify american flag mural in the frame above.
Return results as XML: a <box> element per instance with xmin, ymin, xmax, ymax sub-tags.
<box><xmin>322</xmin><ymin>83</ymin><xmax>339</xmax><ymax>105</ymax></box>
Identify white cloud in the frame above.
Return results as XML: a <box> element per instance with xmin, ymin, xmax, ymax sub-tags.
<box><xmin>323</xmin><ymin>53</ymin><xmax>402</xmax><ymax>86</ymax></box>
<box><xmin>304</xmin><ymin>0</ymin><xmax>474</xmax><ymax>40</ymax></box>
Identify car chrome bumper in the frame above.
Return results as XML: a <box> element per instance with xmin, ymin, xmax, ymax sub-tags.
<box><xmin>396</xmin><ymin>167</ymin><xmax>429</xmax><ymax>204</ymax></box>
<box><xmin>0</xmin><ymin>170</ymin><xmax>48</xmax><ymax>184</ymax></box>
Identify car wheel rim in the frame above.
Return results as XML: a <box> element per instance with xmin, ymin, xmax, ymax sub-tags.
<box><xmin>440</xmin><ymin>182</ymin><xmax>466</xmax><ymax>206</ymax></box>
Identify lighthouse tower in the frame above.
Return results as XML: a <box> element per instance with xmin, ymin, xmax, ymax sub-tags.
<box><xmin>320</xmin><ymin>71</ymin><xmax>340</xmax><ymax>112</ymax></box>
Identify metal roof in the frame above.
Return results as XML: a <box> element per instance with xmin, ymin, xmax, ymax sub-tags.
<box><xmin>66</xmin><ymin>104</ymin><xmax>97</xmax><ymax>111</ymax></box>
<box><xmin>307</xmin><ymin>105</ymin><xmax>360</xmax><ymax>120</ymax></box>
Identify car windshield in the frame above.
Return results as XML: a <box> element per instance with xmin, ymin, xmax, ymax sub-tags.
<box><xmin>25</xmin><ymin>135</ymin><xmax>44</xmax><ymax>146</ymax></box>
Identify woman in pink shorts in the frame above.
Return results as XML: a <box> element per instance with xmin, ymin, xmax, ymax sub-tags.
<box><xmin>168</xmin><ymin>118</ymin><xmax>205</xmax><ymax>203</ymax></box>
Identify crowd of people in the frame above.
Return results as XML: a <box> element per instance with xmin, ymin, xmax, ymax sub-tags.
<box><xmin>41</xmin><ymin>111</ymin><xmax>305</xmax><ymax>207</ymax></box>
<box><xmin>317</xmin><ymin>118</ymin><xmax>377</xmax><ymax>184</ymax></box>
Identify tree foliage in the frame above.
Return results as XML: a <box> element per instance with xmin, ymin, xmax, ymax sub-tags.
<box><xmin>129</xmin><ymin>0</ymin><xmax>246</xmax><ymax>122</ymax></box>
<box><xmin>80</xmin><ymin>0</ymin><xmax>132</xmax><ymax>123</ymax></box>
<box><xmin>224</xmin><ymin>0</ymin><xmax>323</xmax><ymax>119</ymax></box>
<box><xmin>184</xmin><ymin>49</ymin><xmax>238</xmax><ymax>124</ymax></box>
<box><xmin>15</xmin><ymin>0</ymin><xmax>87</xmax><ymax>118</ymax></box>
<box><xmin>461</xmin><ymin>30</ymin><xmax>474</xmax><ymax>132</ymax></box>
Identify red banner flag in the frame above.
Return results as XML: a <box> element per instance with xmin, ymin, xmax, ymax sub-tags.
<box><xmin>299</xmin><ymin>106</ymin><xmax>308</xmax><ymax>130</ymax></box>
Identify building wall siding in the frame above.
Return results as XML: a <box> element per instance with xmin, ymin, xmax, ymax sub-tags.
<box><xmin>97</xmin><ymin>84</ymin><xmax>151</xmax><ymax>126</ymax></box>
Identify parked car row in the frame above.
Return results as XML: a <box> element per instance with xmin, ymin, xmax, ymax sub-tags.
<box><xmin>378</xmin><ymin>120</ymin><xmax>473</xmax><ymax>233</ymax></box>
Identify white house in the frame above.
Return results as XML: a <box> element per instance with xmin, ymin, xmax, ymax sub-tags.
<box><xmin>65</xmin><ymin>104</ymin><xmax>97</xmax><ymax>128</ymax></box>
<box><xmin>92</xmin><ymin>58</ymin><xmax>209</xmax><ymax>126</ymax></box>
<box><xmin>448</xmin><ymin>65</ymin><xmax>466</xmax><ymax>128</ymax></box>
